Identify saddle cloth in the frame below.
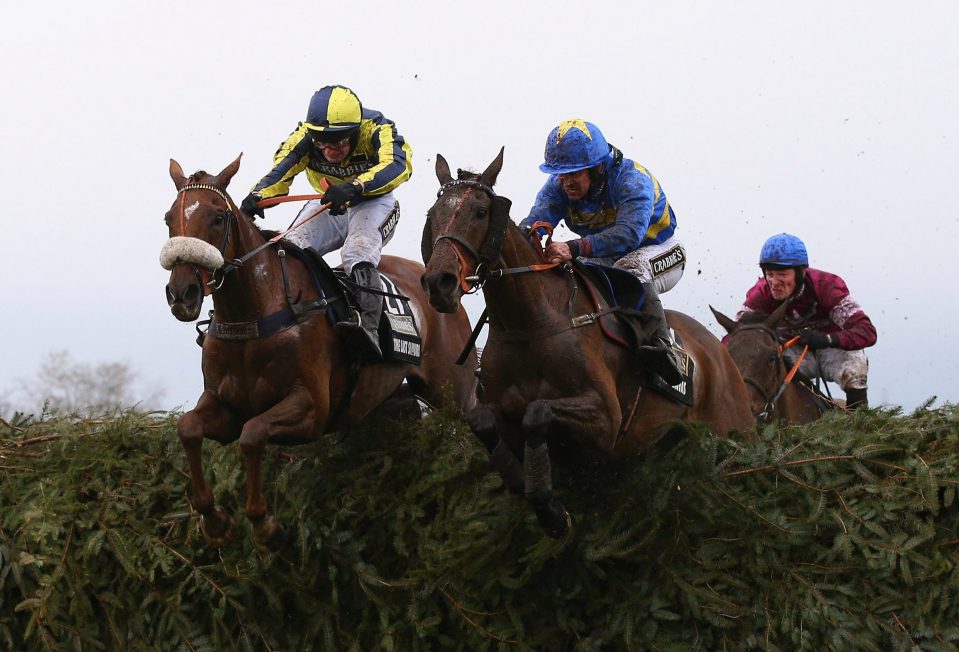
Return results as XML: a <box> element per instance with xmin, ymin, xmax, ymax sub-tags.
<box><xmin>294</xmin><ymin>246</ymin><xmax>422</xmax><ymax>366</ymax></box>
<box><xmin>648</xmin><ymin>329</ymin><xmax>695</xmax><ymax>406</ymax></box>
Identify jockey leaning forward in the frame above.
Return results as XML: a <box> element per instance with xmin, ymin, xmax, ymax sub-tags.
<box><xmin>240</xmin><ymin>84</ymin><xmax>412</xmax><ymax>360</ymax></box>
<box><xmin>518</xmin><ymin>119</ymin><xmax>685</xmax><ymax>384</ymax></box>
<box><xmin>735</xmin><ymin>233</ymin><xmax>877</xmax><ymax>409</ymax></box>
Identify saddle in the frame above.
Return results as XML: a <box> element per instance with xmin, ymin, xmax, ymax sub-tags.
<box><xmin>196</xmin><ymin>243</ymin><xmax>423</xmax><ymax>365</ymax></box>
<box><xmin>573</xmin><ymin>261</ymin><xmax>694</xmax><ymax>406</ymax></box>
<box><xmin>291</xmin><ymin>245</ymin><xmax>423</xmax><ymax>365</ymax></box>
<box><xmin>573</xmin><ymin>261</ymin><xmax>647</xmax><ymax>343</ymax></box>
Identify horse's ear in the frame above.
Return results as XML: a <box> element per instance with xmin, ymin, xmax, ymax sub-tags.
<box><xmin>710</xmin><ymin>305</ymin><xmax>739</xmax><ymax>334</ymax></box>
<box><xmin>213</xmin><ymin>154</ymin><xmax>242</xmax><ymax>189</ymax></box>
<box><xmin>479</xmin><ymin>146</ymin><xmax>505</xmax><ymax>189</ymax></box>
<box><xmin>436</xmin><ymin>154</ymin><xmax>453</xmax><ymax>186</ymax></box>
<box><xmin>764</xmin><ymin>300</ymin><xmax>790</xmax><ymax>329</ymax></box>
<box><xmin>170</xmin><ymin>159</ymin><xmax>188</xmax><ymax>190</ymax></box>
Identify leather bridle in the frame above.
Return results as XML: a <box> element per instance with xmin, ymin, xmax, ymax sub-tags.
<box><xmin>732</xmin><ymin>323</ymin><xmax>807</xmax><ymax>423</ymax></box>
<box><xmin>176</xmin><ymin>183</ymin><xmax>238</xmax><ymax>292</ymax></box>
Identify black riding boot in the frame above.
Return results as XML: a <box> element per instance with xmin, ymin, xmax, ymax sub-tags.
<box><xmin>636</xmin><ymin>283</ymin><xmax>684</xmax><ymax>385</ymax></box>
<box><xmin>845</xmin><ymin>387</ymin><xmax>868</xmax><ymax>410</ymax></box>
<box><xmin>336</xmin><ymin>262</ymin><xmax>383</xmax><ymax>360</ymax></box>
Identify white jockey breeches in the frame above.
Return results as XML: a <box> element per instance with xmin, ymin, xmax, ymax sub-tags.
<box><xmin>285</xmin><ymin>192</ymin><xmax>399</xmax><ymax>274</ymax></box>
<box><xmin>589</xmin><ymin>235</ymin><xmax>686</xmax><ymax>294</ymax></box>
<box><xmin>783</xmin><ymin>347</ymin><xmax>869</xmax><ymax>391</ymax></box>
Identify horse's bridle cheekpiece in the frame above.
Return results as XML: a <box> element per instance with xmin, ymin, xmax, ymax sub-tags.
<box><xmin>177</xmin><ymin>183</ymin><xmax>240</xmax><ymax>290</ymax></box>
<box><xmin>432</xmin><ymin>178</ymin><xmax>511</xmax><ymax>290</ymax></box>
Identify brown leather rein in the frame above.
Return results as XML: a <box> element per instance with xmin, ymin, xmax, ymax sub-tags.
<box><xmin>430</xmin><ymin>179</ymin><xmax>629</xmax><ymax>359</ymax></box>
<box><xmin>732</xmin><ymin>323</ymin><xmax>809</xmax><ymax>422</ymax></box>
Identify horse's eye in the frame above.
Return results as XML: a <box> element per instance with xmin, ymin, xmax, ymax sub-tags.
<box><xmin>768</xmin><ymin>355</ymin><xmax>778</xmax><ymax>364</ymax></box>
<box><xmin>213</xmin><ymin>211</ymin><xmax>227</xmax><ymax>224</ymax></box>
<box><xmin>476</xmin><ymin>207</ymin><xmax>488</xmax><ymax>219</ymax></box>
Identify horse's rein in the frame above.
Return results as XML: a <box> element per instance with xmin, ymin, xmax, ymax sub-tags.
<box><xmin>431</xmin><ymin>180</ymin><xmax>561</xmax><ymax>292</ymax></box>
<box><xmin>233</xmin><ymin>191</ymin><xmax>333</xmax><ymax>269</ymax></box>
<box><xmin>436</xmin><ymin>210</ymin><xmax>561</xmax><ymax>292</ymax></box>
<box><xmin>779</xmin><ymin>336</ymin><xmax>808</xmax><ymax>383</ymax></box>
<box><xmin>255</xmin><ymin>193</ymin><xmax>325</xmax><ymax>209</ymax></box>
<box><xmin>177</xmin><ymin>185</ymin><xmax>332</xmax><ymax>289</ymax></box>
<box><xmin>756</xmin><ymin>337</ymin><xmax>809</xmax><ymax>418</ymax></box>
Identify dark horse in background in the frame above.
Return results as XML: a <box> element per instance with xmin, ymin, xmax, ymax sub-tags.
<box><xmin>162</xmin><ymin>155</ymin><xmax>478</xmax><ymax>551</ymax></box>
<box><xmin>711</xmin><ymin>302</ymin><xmax>838</xmax><ymax>425</ymax></box>
<box><xmin>420</xmin><ymin>149</ymin><xmax>754</xmax><ymax>538</ymax></box>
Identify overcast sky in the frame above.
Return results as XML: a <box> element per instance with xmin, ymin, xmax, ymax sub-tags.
<box><xmin>1</xmin><ymin>0</ymin><xmax>956</xmax><ymax>414</ymax></box>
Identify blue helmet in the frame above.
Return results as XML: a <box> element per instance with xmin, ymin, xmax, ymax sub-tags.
<box><xmin>759</xmin><ymin>233</ymin><xmax>809</xmax><ymax>268</ymax></box>
<box><xmin>540</xmin><ymin>119</ymin><xmax>610</xmax><ymax>174</ymax></box>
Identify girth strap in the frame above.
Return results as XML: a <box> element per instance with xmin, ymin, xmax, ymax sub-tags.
<box><xmin>195</xmin><ymin>300</ymin><xmax>333</xmax><ymax>346</ymax></box>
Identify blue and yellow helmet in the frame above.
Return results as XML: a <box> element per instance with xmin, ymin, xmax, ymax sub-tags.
<box><xmin>760</xmin><ymin>233</ymin><xmax>809</xmax><ymax>268</ymax></box>
<box><xmin>540</xmin><ymin>119</ymin><xmax>610</xmax><ymax>174</ymax></box>
<box><xmin>305</xmin><ymin>85</ymin><xmax>363</xmax><ymax>133</ymax></box>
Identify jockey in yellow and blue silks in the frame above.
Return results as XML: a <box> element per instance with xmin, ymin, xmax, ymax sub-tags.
<box><xmin>240</xmin><ymin>85</ymin><xmax>413</xmax><ymax>360</ymax></box>
<box><xmin>518</xmin><ymin>119</ymin><xmax>685</xmax><ymax>384</ymax></box>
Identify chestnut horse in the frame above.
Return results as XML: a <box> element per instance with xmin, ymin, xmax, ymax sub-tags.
<box><xmin>162</xmin><ymin>155</ymin><xmax>478</xmax><ymax>550</ymax></box>
<box><xmin>711</xmin><ymin>303</ymin><xmax>837</xmax><ymax>425</ymax></box>
<box><xmin>420</xmin><ymin>149</ymin><xmax>754</xmax><ymax>538</ymax></box>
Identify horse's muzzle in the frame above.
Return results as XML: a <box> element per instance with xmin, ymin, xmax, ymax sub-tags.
<box><xmin>420</xmin><ymin>270</ymin><xmax>461</xmax><ymax>313</ymax></box>
<box><xmin>166</xmin><ymin>272</ymin><xmax>204</xmax><ymax>322</ymax></box>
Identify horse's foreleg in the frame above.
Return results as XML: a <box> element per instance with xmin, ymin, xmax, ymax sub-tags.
<box><xmin>177</xmin><ymin>393</ymin><xmax>241</xmax><ymax>547</ymax></box>
<box><xmin>467</xmin><ymin>403</ymin><xmax>524</xmax><ymax>494</ymax></box>
<box><xmin>523</xmin><ymin>400</ymin><xmax>572</xmax><ymax>539</ymax></box>
<box><xmin>239</xmin><ymin>387</ymin><xmax>317</xmax><ymax>552</ymax></box>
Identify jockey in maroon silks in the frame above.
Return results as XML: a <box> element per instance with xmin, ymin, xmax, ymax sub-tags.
<box><xmin>734</xmin><ymin>233</ymin><xmax>877</xmax><ymax>409</ymax></box>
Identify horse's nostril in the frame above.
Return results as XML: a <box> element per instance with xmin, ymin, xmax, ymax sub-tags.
<box><xmin>166</xmin><ymin>281</ymin><xmax>201</xmax><ymax>307</ymax></box>
<box><xmin>438</xmin><ymin>272</ymin><xmax>459</xmax><ymax>294</ymax></box>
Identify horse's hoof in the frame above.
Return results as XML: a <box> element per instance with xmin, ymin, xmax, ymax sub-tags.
<box><xmin>536</xmin><ymin>501</ymin><xmax>572</xmax><ymax>539</ymax></box>
<box><xmin>200</xmin><ymin>507</ymin><xmax>236</xmax><ymax>548</ymax></box>
<box><xmin>252</xmin><ymin>516</ymin><xmax>286</xmax><ymax>552</ymax></box>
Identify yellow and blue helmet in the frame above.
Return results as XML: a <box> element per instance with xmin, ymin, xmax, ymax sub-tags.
<box><xmin>305</xmin><ymin>85</ymin><xmax>363</xmax><ymax>134</ymax></box>
<box><xmin>540</xmin><ymin>119</ymin><xmax>610</xmax><ymax>174</ymax></box>
<box><xmin>760</xmin><ymin>233</ymin><xmax>809</xmax><ymax>269</ymax></box>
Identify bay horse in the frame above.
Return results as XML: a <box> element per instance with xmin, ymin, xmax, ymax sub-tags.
<box><xmin>711</xmin><ymin>303</ymin><xmax>837</xmax><ymax>425</ymax></box>
<box><xmin>162</xmin><ymin>155</ymin><xmax>478</xmax><ymax>551</ymax></box>
<box><xmin>420</xmin><ymin>149</ymin><xmax>754</xmax><ymax>538</ymax></box>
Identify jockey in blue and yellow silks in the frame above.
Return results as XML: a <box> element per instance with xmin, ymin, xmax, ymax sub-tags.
<box><xmin>519</xmin><ymin>119</ymin><xmax>686</xmax><ymax>384</ymax></box>
<box><xmin>240</xmin><ymin>85</ymin><xmax>413</xmax><ymax>360</ymax></box>
<box><xmin>520</xmin><ymin>119</ymin><xmax>683</xmax><ymax>290</ymax></box>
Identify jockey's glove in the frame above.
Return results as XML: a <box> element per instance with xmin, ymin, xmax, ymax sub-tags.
<box><xmin>798</xmin><ymin>330</ymin><xmax>836</xmax><ymax>350</ymax></box>
<box><xmin>240</xmin><ymin>192</ymin><xmax>265</xmax><ymax>220</ymax></box>
<box><xmin>322</xmin><ymin>181</ymin><xmax>362</xmax><ymax>216</ymax></box>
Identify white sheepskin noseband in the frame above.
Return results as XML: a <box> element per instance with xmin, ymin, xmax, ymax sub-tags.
<box><xmin>159</xmin><ymin>236</ymin><xmax>225</xmax><ymax>271</ymax></box>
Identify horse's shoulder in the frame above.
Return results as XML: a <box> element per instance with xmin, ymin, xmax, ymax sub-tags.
<box><xmin>378</xmin><ymin>254</ymin><xmax>425</xmax><ymax>277</ymax></box>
